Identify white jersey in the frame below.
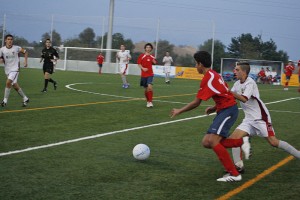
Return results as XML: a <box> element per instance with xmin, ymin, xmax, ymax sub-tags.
<box><xmin>231</xmin><ymin>77</ymin><xmax>271</xmax><ymax>123</ymax></box>
<box><xmin>0</xmin><ymin>45</ymin><xmax>23</xmax><ymax>75</ymax></box>
<box><xmin>162</xmin><ymin>56</ymin><xmax>173</xmax><ymax>66</ymax></box>
<box><xmin>117</xmin><ymin>50</ymin><xmax>131</xmax><ymax>64</ymax></box>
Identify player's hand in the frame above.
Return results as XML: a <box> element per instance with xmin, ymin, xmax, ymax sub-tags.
<box><xmin>170</xmin><ymin>108</ymin><xmax>180</xmax><ymax>118</ymax></box>
<box><xmin>205</xmin><ymin>106</ymin><xmax>216</xmax><ymax>115</ymax></box>
<box><xmin>142</xmin><ymin>67</ymin><xmax>148</xmax><ymax>72</ymax></box>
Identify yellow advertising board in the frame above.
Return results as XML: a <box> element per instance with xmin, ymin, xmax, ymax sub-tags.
<box><xmin>281</xmin><ymin>74</ymin><xmax>299</xmax><ymax>86</ymax></box>
<box><xmin>175</xmin><ymin>66</ymin><xmax>204</xmax><ymax>80</ymax></box>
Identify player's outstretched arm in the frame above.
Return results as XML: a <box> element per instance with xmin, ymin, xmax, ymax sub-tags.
<box><xmin>170</xmin><ymin>98</ymin><xmax>201</xmax><ymax>118</ymax></box>
<box><xmin>231</xmin><ymin>91</ymin><xmax>247</xmax><ymax>103</ymax></box>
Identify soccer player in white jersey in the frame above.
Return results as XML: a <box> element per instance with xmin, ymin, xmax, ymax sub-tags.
<box><xmin>0</xmin><ymin>34</ymin><xmax>29</xmax><ymax>107</ymax></box>
<box><xmin>162</xmin><ymin>51</ymin><xmax>173</xmax><ymax>84</ymax></box>
<box><xmin>223</xmin><ymin>62</ymin><xmax>300</xmax><ymax>171</ymax></box>
<box><xmin>116</xmin><ymin>44</ymin><xmax>131</xmax><ymax>88</ymax></box>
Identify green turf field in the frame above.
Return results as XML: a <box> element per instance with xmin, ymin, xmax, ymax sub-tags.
<box><xmin>0</xmin><ymin>68</ymin><xmax>299</xmax><ymax>200</ymax></box>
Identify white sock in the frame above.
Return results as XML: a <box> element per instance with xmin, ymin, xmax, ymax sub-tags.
<box><xmin>17</xmin><ymin>88</ymin><xmax>27</xmax><ymax>100</ymax></box>
<box><xmin>4</xmin><ymin>87</ymin><xmax>11</xmax><ymax>103</ymax></box>
<box><xmin>278</xmin><ymin>140</ymin><xmax>300</xmax><ymax>159</ymax></box>
<box><xmin>232</xmin><ymin>147</ymin><xmax>243</xmax><ymax>166</ymax></box>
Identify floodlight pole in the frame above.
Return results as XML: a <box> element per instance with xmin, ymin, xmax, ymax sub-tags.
<box><xmin>101</xmin><ymin>16</ymin><xmax>105</xmax><ymax>50</ymax></box>
<box><xmin>155</xmin><ymin>18</ymin><xmax>160</xmax><ymax>58</ymax></box>
<box><xmin>1</xmin><ymin>14</ymin><xmax>6</xmax><ymax>47</ymax></box>
<box><xmin>105</xmin><ymin>0</ymin><xmax>114</xmax><ymax>63</ymax></box>
<box><xmin>211</xmin><ymin>20</ymin><xmax>215</xmax><ymax>69</ymax></box>
<box><xmin>50</xmin><ymin>14</ymin><xmax>54</xmax><ymax>42</ymax></box>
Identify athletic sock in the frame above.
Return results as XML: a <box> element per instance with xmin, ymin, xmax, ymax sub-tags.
<box><xmin>49</xmin><ymin>78</ymin><xmax>54</xmax><ymax>83</ymax></box>
<box><xmin>213</xmin><ymin>143</ymin><xmax>239</xmax><ymax>176</ymax></box>
<box><xmin>44</xmin><ymin>79</ymin><xmax>49</xmax><ymax>89</ymax></box>
<box><xmin>147</xmin><ymin>91</ymin><xmax>153</xmax><ymax>102</ymax></box>
<box><xmin>4</xmin><ymin>87</ymin><xmax>11</xmax><ymax>102</ymax></box>
<box><xmin>278</xmin><ymin>140</ymin><xmax>300</xmax><ymax>159</ymax></box>
<box><xmin>121</xmin><ymin>76</ymin><xmax>127</xmax><ymax>84</ymax></box>
<box><xmin>220</xmin><ymin>138</ymin><xmax>243</xmax><ymax>148</ymax></box>
<box><xmin>144</xmin><ymin>91</ymin><xmax>149</xmax><ymax>101</ymax></box>
<box><xmin>232</xmin><ymin>147</ymin><xmax>243</xmax><ymax>164</ymax></box>
<box><xmin>17</xmin><ymin>88</ymin><xmax>27</xmax><ymax>99</ymax></box>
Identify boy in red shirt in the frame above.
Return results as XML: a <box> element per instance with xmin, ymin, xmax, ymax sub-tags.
<box><xmin>137</xmin><ymin>43</ymin><xmax>157</xmax><ymax>108</ymax></box>
<box><xmin>97</xmin><ymin>52</ymin><xmax>104</xmax><ymax>74</ymax></box>
<box><xmin>170</xmin><ymin>51</ymin><xmax>245</xmax><ymax>182</ymax></box>
<box><xmin>284</xmin><ymin>61</ymin><xmax>295</xmax><ymax>90</ymax></box>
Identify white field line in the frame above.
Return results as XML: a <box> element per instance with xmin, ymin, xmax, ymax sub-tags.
<box><xmin>0</xmin><ymin>85</ymin><xmax>298</xmax><ymax>157</ymax></box>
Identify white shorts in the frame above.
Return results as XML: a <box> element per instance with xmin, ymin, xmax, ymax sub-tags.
<box><xmin>7</xmin><ymin>71</ymin><xmax>19</xmax><ymax>85</ymax></box>
<box><xmin>163</xmin><ymin>66</ymin><xmax>171</xmax><ymax>73</ymax></box>
<box><xmin>119</xmin><ymin>64</ymin><xmax>128</xmax><ymax>75</ymax></box>
<box><xmin>236</xmin><ymin>119</ymin><xmax>275</xmax><ymax>137</ymax></box>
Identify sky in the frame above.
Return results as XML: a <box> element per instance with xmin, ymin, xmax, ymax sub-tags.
<box><xmin>0</xmin><ymin>0</ymin><xmax>299</xmax><ymax>61</ymax></box>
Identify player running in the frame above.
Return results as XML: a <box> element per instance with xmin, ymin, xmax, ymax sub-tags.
<box><xmin>116</xmin><ymin>44</ymin><xmax>131</xmax><ymax>88</ymax></box>
<box><xmin>0</xmin><ymin>34</ymin><xmax>29</xmax><ymax>107</ymax></box>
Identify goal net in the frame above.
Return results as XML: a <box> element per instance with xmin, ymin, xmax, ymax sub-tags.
<box><xmin>55</xmin><ymin>47</ymin><xmax>120</xmax><ymax>73</ymax></box>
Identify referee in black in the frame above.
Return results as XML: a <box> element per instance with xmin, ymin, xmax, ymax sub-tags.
<box><xmin>40</xmin><ymin>39</ymin><xmax>59</xmax><ymax>92</ymax></box>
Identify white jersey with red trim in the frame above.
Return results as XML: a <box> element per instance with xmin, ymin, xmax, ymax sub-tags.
<box><xmin>231</xmin><ymin>77</ymin><xmax>271</xmax><ymax>123</ymax></box>
<box><xmin>0</xmin><ymin>45</ymin><xmax>23</xmax><ymax>75</ymax></box>
<box><xmin>117</xmin><ymin>50</ymin><xmax>131</xmax><ymax>64</ymax></box>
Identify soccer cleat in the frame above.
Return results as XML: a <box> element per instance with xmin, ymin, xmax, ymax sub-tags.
<box><xmin>242</xmin><ymin>140</ymin><xmax>251</xmax><ymax>160</ymax></box>
<box><xmin>54</xmin><ymin>82</ymin><xmax>57</xmax><ymax>90</ymax></box>
<box><xmin>146</xmin><ymin>102</ymin><xmax>153</xmax><ymax>108</ymax></box>
<box><xmin>22</xmin><ymin>99</ymin><xmax>30</xmax><ymax>107</ymax></box>
<box><xmin>122</xmin><ymin>84</ymin><xmax>125</xmax><ymax>88</ymax></box>
<box><xmin>1</xmin><ymin>100</ymin><xmax>7</xmax><ymax>107</ymax></box>
<box><xmin>224</xmin><ymin>165</ymin><xmax>245</xmax><ymax>174</ymax></box>
<box><xmin>283</xmin><ymin>88</ymin><xmax>288</xmax><ymax>91</ymax></box>
<box><xmin>217</xmin><ymin>174</ymin><xmax>242</xmax><ymax>182</ymax></box>
<box><xmin>41</xmin><ymin>88</ymin><xmax>47</xmax><ymax>93</ymax></box>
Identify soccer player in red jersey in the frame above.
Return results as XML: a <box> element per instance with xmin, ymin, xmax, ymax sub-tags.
<box><xmin>283</xmin><ymin>60</ymin><xmax>295</xmax><ymax>90</ymax></box>
<box><xmin>96</xmin><ymin>52</ymin><xmax>104</xmax><ymax>74</ymax></box>
<box><xmin>170</xmin><ymin>51</ymin><xmax>243</xmax><ymax>182</ymax></box>
<box><xmin>257</xmin><ymin>67</ymin><xmax>266</xmax><ymax>84</ymax></box>
<box><xmin>137</xmin><ymin>43</ymin><xmax>157</xmax><ymax>108</ymax></box>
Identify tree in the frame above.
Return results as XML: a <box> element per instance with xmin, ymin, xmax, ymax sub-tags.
<box><xmin>41</xmin><ymin>30</ymin><xmax>62</xmax><ymax>47</ymax></box>
<box><xmin>176</xmin><ymin>54</ymin><xmax>195</xmax><ymax>67</ymax></box>
<box><xmin>199</xmin><ymin>39</ymin><xmax>227</xmax><ymax>72</ymax></box>
<box><xmin>79</xmin><ymin>27</ymin><xmax>96</xmax><ymax>47</ymax></box>
<box><xmin>227</xmin><ymin>33</ymin><xmax>288</xmax><ymax>62</ymax></box>
<box><xmin>154</xmin><ymin>40</ymin><xmax>176</xmax><ymax>65</ymax></box>
<box><xmin>96</xmin><ymin>32</ymin><xmax>135</xmax><ymax>62</ymax></box>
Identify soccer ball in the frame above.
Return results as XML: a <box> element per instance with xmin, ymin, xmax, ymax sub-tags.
<box><xmin>132</xmin><ymin>144</ymin><xmax>150</xmax><ymax>160</ymax></box>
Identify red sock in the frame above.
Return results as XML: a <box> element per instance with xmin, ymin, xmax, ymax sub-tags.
<box><xmin>220</xmin><ymin>138</ymin><xmax>243</xmax><ymax>148</ymax></box>
<box><xmin>213</xmin><ymin>143</ymin><xmax>239</xmax><ymax>176</ymax></box>
<box><xmin>285</xmin><ymin>82</ymin><xmax>288</xmax><ymax>87</ymax></box>
<box><xmin>144</xmin><ymin>91</ymin><xmax>148</xmax><ymax>101</ymax></box>
<box><xmin>147</xmin><ymin>91</ymin><xmax>153</xmax><ymax>102</ymax></box>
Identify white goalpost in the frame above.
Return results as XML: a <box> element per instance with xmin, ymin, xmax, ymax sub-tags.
<box><xmin>56</xmin><ymin>47</ymin><xmax>120</xmax><ymax>73</ymax></box>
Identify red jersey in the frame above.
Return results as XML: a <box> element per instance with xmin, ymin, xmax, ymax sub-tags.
<box><xmin>284</xmin><ymin>65</ymin><xmax>295</xmax><ymax>76</ymax></box>
<box><xmin>97</xmin><ymin>55</ymin><xmax>104</xmax><ymax>64</ymax></box>
<box><xmin>197</xmin><ymin>69</ymin><xmax>236</xmax><ymax>112</ymax></box>
<box><xmin>258</xmin><ymin>70</ymin><xmax>266</xmax><ymax>77</ymax></box>
<box><xmin>137</xmin><ymin>53</ymin><xmax>157</xmax><ymax>77</ymax></box>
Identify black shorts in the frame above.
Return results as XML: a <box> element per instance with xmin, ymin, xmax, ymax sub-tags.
<box><xmin>43</xmin><ymin>62</ymin><xmax>54</xmax><ymax>74</ymax></box>
<box><xmin>140</xmin><ymin>76</ymin><xmax>154</xmax><ymax>88</ymax></box>
<box><xmin>98</xmin><ymin>64</ymin><xmax>103</xmax><ymax>68</ymax></box>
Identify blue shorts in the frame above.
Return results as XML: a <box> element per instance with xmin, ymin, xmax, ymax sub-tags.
<box><xmin>207</xmin><ymin>104</ymin><xmax>238</xmax><ymax>138</ymax></box>
<box><xmin>285</xmin><ymin>75</ymin><xmax>291</xmax><ymax>80</ymax></box>
<box><xmin>140</xmin><ymin>76</ymin><xmax>154</xmax><ymax>88</ymax></box>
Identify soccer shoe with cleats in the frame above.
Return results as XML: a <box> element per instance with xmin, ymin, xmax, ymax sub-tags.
<box><xmin>1</xmin><ymin>100</ymin><xmax>7</xmax><ymax>107</ymax></box>
<box><xmin>242</xmin><ymin>140</ymin><xmax>251</xmax><ymax>160</ymax></box>
<box><xmin>146</xmin><ymin>102</ymin><xmax>153</xmax><ymax>108</ymax></box>
<box><xmin>217</xmin><ymin>174</ymin><xmax>242</xmax><ymax>182</ymax></box>
<box><xmin>54</xmin><ymin>82</ymin><xmax>57</xmax><ymax>90</ymax></box>
<box><xmin>224</xmin><ymin>165</ymin><xmax>245</xmax><ymax>174</ymax></box>
<box><xmin>41</xmin><ymin>88</ymin><xmax>47</xmax><ymax>93</ymax></box>
<box><xmin>22</xmin><ymin>99</ymin><xmax>30</xmax><ymax>107</ymax></box>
